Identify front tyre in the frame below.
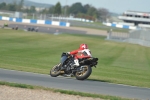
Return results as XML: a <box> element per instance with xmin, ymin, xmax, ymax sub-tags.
<box><xmin>75</xmin><ymin>65</ymin><xmax>92</xmax><ymax>80</ymax></box>
<box><xmin>50</xmin><ymin>64</ymin><xmax>61</xmax><ymax>77</ymax></box>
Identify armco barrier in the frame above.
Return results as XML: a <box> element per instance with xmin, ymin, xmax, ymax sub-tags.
<box><xmin>0</xmin><ymin>16</ymin><xmax>70</xmax><ymax>27</ymax></box>
<box><xmin>103</xmin><ymin>22</ymin><xmax>137</xmax><ymax>30</ymax></box>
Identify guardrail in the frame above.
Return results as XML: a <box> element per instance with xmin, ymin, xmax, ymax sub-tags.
<box><xmin>0</xmin><ymin>16</ymin><xmax>70</xmax><ymax>27</ymax></box>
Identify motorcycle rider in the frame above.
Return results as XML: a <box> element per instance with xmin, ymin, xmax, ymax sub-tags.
<box><xmin>67</xmin><ymin>44</ymin><xmax>92</xmax><ymax>69</ymax></box>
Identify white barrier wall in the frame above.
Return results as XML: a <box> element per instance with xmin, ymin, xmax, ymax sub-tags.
<box><xmin>0</xmin><ymin>16</ymin><xmax>70</xmax><ymax>27</ymax></box>
<box><xmin>103</xmin><ymin>22</ymin><xmax>137</xmax><ymax>29</ymax></box>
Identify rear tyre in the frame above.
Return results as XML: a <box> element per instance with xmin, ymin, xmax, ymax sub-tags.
<box><xmin>75</xmin><ymin>65</ymin><xmax>92</xmax><ymax>80</ymax></box>
<box><xmin>50</xmin><ymin>64</ymin><xmax>61</xmax><ymax>77</ymax></box>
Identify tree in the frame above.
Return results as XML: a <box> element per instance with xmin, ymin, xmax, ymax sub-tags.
<box><xmin>86</xmin><ymin>6</ymin><xmax>98</xmax><ymax>21</ymax></box>
<box><xmin>98</xmin><ymin>8</ymin><xmax>110</xmax><ymax>22</ymax></box>
<box><xmin>12</xmin><ymin>0</ymin><xmax>17</xmax><ymax>11</ymax></box>
<box><xmin>69</xmin><ymin>2</ymin><xmax>84</xmax><ymax>15</ymax></box>
<box><xmin>17</xmin><ymin>0</ymin><xmax>24</xmax><ymax>11</ymax></box>
<box><xmin>54</xmin><ymin>2</ymin><xmax>62</xmax><ymax>15</ymax></box>
<box><xmin>0</xmin><ymin>2</ymin><xmax>7</xmax><ymax>10</ymax></box>
<box><xmin>30</xmin><ymin>6</ymin><xmax>36</xmax><ymax>13</ymax></box>
<box><xmin>48</xmin><ymin>6</ymin><xmax>55</xmax><ymax>14</ymax></box>
<box><xmin>41</xmin><ymin>8</ymin><xmax>48</xmax><ymax>14</ymax></box>
<box><xmin>62</xmin><ymin>5</ymin><xmax>69</xmax><ymax>16</ymax></box>
<box><xmin>87</xmin><ymin>6</ymin><xmax>97</xmax><ymax>16</ymax></box>
<box><xmin>7</xmin><ymin>4</ymin><xmax>16</xmax><ymax>11</ymax></box>
<box><xmin>23</xmin><ymin>8</ymin><xmax>30</xmax><ymax>13</ymax></box>
<box><xmin>83</xmin><ymin>4</ymin><xmax>90</xmax><ymax>14</ymax></box>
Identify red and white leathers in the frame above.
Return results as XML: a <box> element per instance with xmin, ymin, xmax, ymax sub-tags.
<box><xmin>68</xmin><ymin>44</ymin><xmax>92</xmax><ymax>67</ymax></box>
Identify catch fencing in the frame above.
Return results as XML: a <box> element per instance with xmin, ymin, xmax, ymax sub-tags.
<box><xmin>106</xmin><ymin>28</ymin><xmax>150</xmax><ymax>47</ymax></box>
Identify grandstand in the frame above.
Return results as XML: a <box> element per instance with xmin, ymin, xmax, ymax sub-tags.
<box><xmin>105</xmin><ymin>11</ymin><xmax>150</xmax><ymax>47</ymax></box>
<box><xmin>118</xmin><ymin>10</ymin><xmax>150</xmax><ymax>28</ymax></box>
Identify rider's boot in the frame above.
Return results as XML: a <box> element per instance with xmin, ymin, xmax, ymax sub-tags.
<box><xmin>71</xmin><ymin>59</ymin><xmax>79</xmax><ymax>69</ymax></box>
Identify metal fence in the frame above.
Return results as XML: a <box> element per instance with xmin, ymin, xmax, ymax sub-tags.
<box><xmin>106</xmin><ymin>29</ymin><xmax>129</xmax><ymax>41</ymax></box>
<box><xmin>127</xmin><ymin>29</ymin><xmax>150</xmax><ymax>47</ymax></box>
<box><xmin>106</xmin><ymin>28</ymin><xmax>150</xmax><ymax>47</ymax></box>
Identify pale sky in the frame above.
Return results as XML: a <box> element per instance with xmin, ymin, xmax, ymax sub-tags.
<box><xmin>29</xmin><ymin>0</ymin><xmax>150</xmax><ymax>14</ymax></box>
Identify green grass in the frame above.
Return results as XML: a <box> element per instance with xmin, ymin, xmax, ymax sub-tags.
<box><xmin>71</xmin><ymin>21</ymin><xmax>130</xmax><ymax>33</ymax></box>
<box><xmin>0</xmin><ymin>29</ymin><xmax>150</xmax><ymax>88</ymax></box>
<box><xmin>0</xmin><ymin>81</ymin><xmax>134</xmax><ymax>100</ymax></box>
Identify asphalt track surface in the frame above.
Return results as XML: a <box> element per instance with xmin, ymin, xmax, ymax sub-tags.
<box><xmin>8</xmin><ymin>24</ymin><xmax>87</xmax><ymax>35</ymax></box>
<box><xmin>0</xmin><ymin>68</ymin><xmax>150</xmax><ymax>99</ymax></box>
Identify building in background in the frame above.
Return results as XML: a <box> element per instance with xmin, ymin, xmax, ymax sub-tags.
<box><xmin>118</xmin><ymin>10</ymin><xmax>150</xmax><ymax>28</ymax></box>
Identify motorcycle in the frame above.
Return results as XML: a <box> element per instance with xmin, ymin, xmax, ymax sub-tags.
<box><xmin>50</xmin><ymin>52</ymin><xmax>98</xmax><ymax>80</ymax></box>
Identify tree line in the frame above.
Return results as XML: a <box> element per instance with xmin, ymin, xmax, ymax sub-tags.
<box><xmin>0</xmin><ymin>1</ymin><xmax>110</xmax><ymax>22</ymax></box>
<box><xmin>0</xmin><ymin>0</ymin><xmax>24</xmax><ymax>12</ymax></box>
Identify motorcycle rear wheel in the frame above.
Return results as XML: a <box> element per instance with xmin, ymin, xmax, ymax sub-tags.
<box><xmin>75</xmin><ymin>65</ymin><xmax>92</xmax><ymax>80</ymax></box>
<box><xmin>50</xmin><ymin>64</ymin><xmax>61</xmax><ymax>77</ymax></box>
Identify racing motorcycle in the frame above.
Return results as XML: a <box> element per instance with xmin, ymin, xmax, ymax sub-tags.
<box><xmin>50</xmin><ymin>52</ymin><xmax>98</xmax><ymax>80</ymax></box>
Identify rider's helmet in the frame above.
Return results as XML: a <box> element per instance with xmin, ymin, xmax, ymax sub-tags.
<box><xmin>79</xmin><ymin>44</ymin><xmax>88</xmax><ymax>50</ymax></box>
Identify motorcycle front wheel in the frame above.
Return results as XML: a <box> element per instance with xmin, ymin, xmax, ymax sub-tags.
<box><xmin>50</xmin><ymin>63</ymin><xmax>61</xmax><ymax>77</ymax></box>
<box><xmin>75</xmin><ymin>65</ymin><xmax>92</xmax><ymax>80</ymax></box>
